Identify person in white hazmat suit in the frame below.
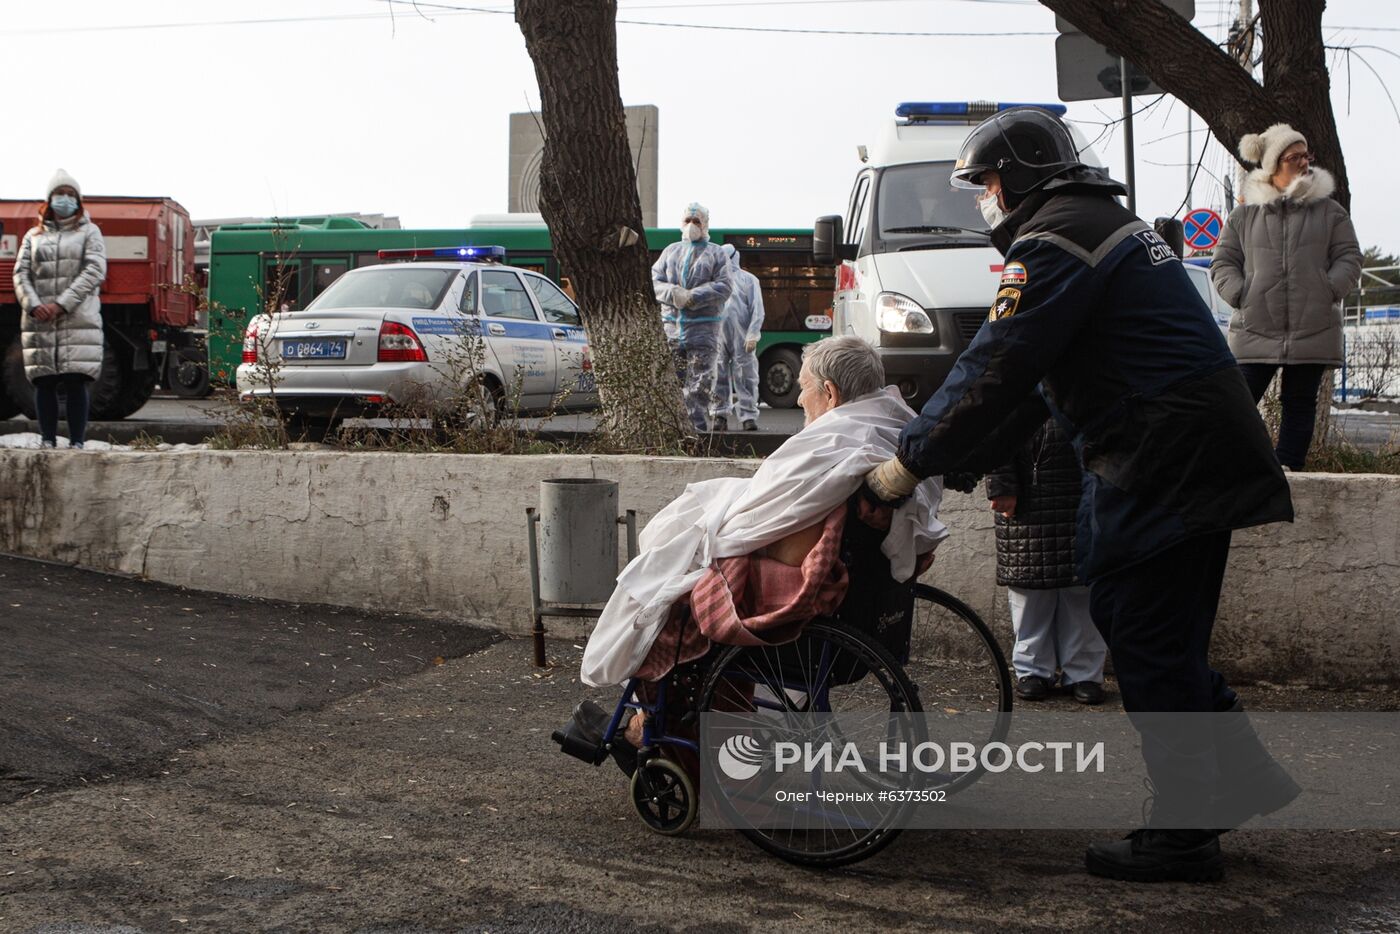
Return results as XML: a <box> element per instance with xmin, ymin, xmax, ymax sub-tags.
<box><xmin>651</xmin><ymin>202</ymin><xmax>733</xmax><ymax>431</ymax></box>
<box><xmin>709</xmin><ymin>244</ymin><xmax>765</xmax><ymax>431</ymax></box>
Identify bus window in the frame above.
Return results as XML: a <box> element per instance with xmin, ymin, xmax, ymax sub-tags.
<box><xmin>742</xmin><ymin>251</ymin><xmax>836</xmax><ymax>333</ymax></box>
<box><xmin>264</xmin><ymin>259</ymin><xmax>302</xmax><ymax>312</ymax></box>
<box><xmin>313</xmin><ymin>260</ymin><xmax>349</xmax><ymax>297</ymax></box>
<box><xmin>355</xmin><ymin>253</ymin><xmax>384</xmax><ymax>268</ymax></box>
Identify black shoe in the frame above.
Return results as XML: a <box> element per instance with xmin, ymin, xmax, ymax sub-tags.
<box><xmin>1015</xmin><ymin>675</ymin><xmax>1051</xmax><ymax>701</ymax></box>
<box><xmin>712</xmin><ymin>416</ymin><xmax>728</xmax><ymax>432</ymax></box>
<box><xmin>1065</xmin><ymin>681</ymin><xmax>1105</xmax><ymax>705</ymax></box>
<box><xmin>1085</xmin><ymin>829</ymin><xmax>1223</xmax><ymax>882</ymax></box>
<box><xmin>742</xmin><ymin>419</ymin><xmax>758</xmax><ymax>431</ymax></box>
<box><xmin>1211</xmin><ymin>700</ymin><xmax>1301</xmax><ymax>829</ymax></box>
<box><xmin>552</xmin><ymin>700</ymin><xmax>637</xmax><ymax>776</ymax></box>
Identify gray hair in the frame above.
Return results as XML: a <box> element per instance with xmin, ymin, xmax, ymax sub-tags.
<box><xmin>802</xmin><ymin>336</ymin><xmax>885</xmax><ymax>401</ymax></box>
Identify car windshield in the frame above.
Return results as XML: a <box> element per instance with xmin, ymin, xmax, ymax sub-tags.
<box><xmin>876</xmin><ymin>161</ymin><xmax>989</xmax><ymax>240</ymax></box>
<box><xmin>310</xmin><ymin>266</ymin><xmax>458</xmax><ymax>310</ymax></box>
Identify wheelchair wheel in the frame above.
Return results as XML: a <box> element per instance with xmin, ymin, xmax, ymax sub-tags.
<box><xmin>630</xmin><ymin>757</ymin><xmax>698</xmax><ymax>836</ymax></box>
<box><xmin>698</xmin><ymin>620</ymin><xmax>924</xmax><ymax>868</ymax></box>
<box><xmin>902</xmin><ymin>584</ymin><xmax>1014</xmax><ymax>794</ymax></box>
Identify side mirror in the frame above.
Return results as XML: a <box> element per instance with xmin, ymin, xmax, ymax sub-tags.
<box><xmin>813</xmin><ymin>215</ymin><xmax>843</xmax><ymax>266</ymax></box>
<box><xmin>1154</xmin><ymin>217</ymin><xmax>1185</xmax><ymax>259</ymax></box>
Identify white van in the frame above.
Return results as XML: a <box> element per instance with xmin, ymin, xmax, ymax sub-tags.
<box><xmin>813</xmin><ymin>101</ymin><xmax>1103</xmax><ymax>409</ymax></box>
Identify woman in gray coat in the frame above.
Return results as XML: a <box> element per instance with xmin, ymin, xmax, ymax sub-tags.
<box><xmin>1211</xmin><ymin>123</ymin><xmax>1362</xmax><ymax>470</ymax></box>
<box><xmin>13</xmin><ymin>169</ymin><xmax>107</xmax><ymax>449</ymax></box>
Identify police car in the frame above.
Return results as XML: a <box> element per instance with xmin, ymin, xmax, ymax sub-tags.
<box><xmin>235</xmin><ymin>246</ymin><xmax>597</xmax><ymax>431</ymax></box>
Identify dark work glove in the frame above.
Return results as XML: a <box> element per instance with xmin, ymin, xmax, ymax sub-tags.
<box><xmin>942</xmin><ymin>471</ymin><xmax>981</xmax><ymax>495</ymax></box>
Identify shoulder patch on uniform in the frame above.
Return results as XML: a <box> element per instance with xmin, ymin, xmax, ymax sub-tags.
<box><xmin>999</xmin><ymin>261</ymin><xmax>1028</xmax><ymax>286</ymax></box>
<box><xmin>990</xmin><ymin>287</ymin><xmax>1021</xmax><ymax>322</ymax></box>
<box><xmin>1134</xmin><ymin>229</ymin><xmax>1178</xmax><ymax>266</ymax></box>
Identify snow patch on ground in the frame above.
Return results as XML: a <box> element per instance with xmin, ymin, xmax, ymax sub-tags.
<box><xmin>0</xmin><ymin>432</ymin><xmax>207</xmax><ymax>451</ymax></box>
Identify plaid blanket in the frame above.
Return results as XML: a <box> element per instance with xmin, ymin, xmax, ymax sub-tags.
<box><xmin>635</xmin><ymin>505</ymin><xmax>849</xmax><ymax>682</ymax></box>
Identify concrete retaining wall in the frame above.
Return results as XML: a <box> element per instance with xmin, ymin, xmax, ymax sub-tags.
<box><xmin>1</xmin><ymin>449</ymin><xmax>1397</xmax><ymax>684</ymax></box>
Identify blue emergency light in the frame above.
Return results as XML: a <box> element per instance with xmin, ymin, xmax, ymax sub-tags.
<box><xmin>895</xmin><ymin>101</ymin><xmax>1068</xmax><ymax>120</ymax></box>
<box><xmin>376</xmin><ymin>245</ymin><xmax>507</xmax><ymax>261</ymax></box>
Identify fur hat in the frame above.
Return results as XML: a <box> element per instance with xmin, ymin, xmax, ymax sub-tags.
<box><xmin>46</xmin><ymin>168</ymin><xmax>81</xmax><ymax>199</ymax></box>
<box><xmin>1238</xmin><ymin>124</ymin><xmax>1307</xmax><ymax>176</ymax></box>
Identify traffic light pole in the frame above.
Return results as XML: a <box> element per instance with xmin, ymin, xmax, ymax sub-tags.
<box><xmin>1120</xmin><ymin>55</ymin><xmax>1137</xmax><ymax>215</ymax></box>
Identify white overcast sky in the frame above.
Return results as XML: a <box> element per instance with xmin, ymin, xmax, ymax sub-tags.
<box><xmin>7</xmin><ymin>0</ymin><xmax>1398</xmax><ymax>252</ymax></box>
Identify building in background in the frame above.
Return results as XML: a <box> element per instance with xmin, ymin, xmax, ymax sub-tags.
<box><xmin>509</xmin><ymin>104</ymin><xmax>658</xmax><ymax>228</ymax></box>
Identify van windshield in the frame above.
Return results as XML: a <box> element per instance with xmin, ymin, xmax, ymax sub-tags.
<box><xmin>876</xmin><ymin>162</ymin><xmax>989</xmax><ymax>240</ymax></box>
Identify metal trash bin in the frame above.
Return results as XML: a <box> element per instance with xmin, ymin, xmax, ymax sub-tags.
<box><xmin>526</xmin><ymin>479</ymin><xmax>638</xmax><ymax>667</ymax></box>
<box><xmin>538</xmin><ymin>479</ymin><xmax>619</xmax><ymax>604</ymax></box>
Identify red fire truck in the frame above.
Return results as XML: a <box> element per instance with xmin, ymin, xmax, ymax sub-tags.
<box><xmin>0</xmin><ymin>196</ymin><xmax>201</xmax><ymax>420</ymax></box>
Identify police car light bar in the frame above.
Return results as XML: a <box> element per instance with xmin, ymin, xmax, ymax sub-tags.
<box><xmin>376</xmin><ymin>245</ymin><xmax>508</xmax><ymax>261</ymax></box>
<box><xmin>895</xmin><ymin>101</ymin><xmax>1068</xmax><ymax>121</ymax></box>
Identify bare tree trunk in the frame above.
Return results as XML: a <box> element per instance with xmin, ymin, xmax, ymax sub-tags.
<box><xmin>515</xmin><ymin>0</ymin><xmax>689</xmax><ymax>452</ymax></box>
<box><xmin>1040</xmin><ymin>0</ymin><xmax>1350</xmax><ymax>209</ymax></box>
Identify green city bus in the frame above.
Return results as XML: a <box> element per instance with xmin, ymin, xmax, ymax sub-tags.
<box><xmin>206</xmin><ymin>219</ymin><xmax>833</xmax><ymax>407</ymax></box>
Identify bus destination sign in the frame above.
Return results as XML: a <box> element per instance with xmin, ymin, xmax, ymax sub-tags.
<box><xmin>728</xmin><ymin>233</ymin><xmax>814</xmax><ymax>251</ymax></box>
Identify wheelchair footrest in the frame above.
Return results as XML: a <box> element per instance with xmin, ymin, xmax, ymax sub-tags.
<box><xmin>552</xmin><ymin>701</ymin><xmax>611</xmax><ymax>766</ymax></box>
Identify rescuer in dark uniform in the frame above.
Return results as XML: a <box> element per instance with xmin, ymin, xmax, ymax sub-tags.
<box><xmin>865</xmin><ymin>108</ymin><xmax>1300</xmax><ymax>882</ymax></box>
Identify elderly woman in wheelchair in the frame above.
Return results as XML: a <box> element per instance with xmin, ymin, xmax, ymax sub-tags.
<box><xmin>553</xmin><ymin>336</ymin><xmax>1011</xmax><ymax>867</ymax></box>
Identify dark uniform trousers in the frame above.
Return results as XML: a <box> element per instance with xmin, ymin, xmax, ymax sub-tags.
<box><xmin>1088</xmin><ymin>531</ymin><xmax>1238</xmax><ymax>716</ymax></box>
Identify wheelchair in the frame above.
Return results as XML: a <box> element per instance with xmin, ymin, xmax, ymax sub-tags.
<box><xmin>555</xmin><ymin>498</ymin><xmax>1013</xmax><ymax>868</ymax></box>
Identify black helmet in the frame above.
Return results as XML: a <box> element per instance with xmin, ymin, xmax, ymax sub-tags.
<box><xmin>951</xmin><ymin>107</ymin><xmax>1086</xmax><ymax>207</ymax></box>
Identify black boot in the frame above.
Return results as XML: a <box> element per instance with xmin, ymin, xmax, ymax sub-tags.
<box><xmin>1211</xmin><ymin>700</ymin><xmax>1301</xmax><ymax>829</ymax></box>
<box><xmin>1085</xmin><ymin>828</ymin><xmax>1223</xmax><ymax>882</ymax></box>
<box><xmin>712</xmin><ymin>416</ymin><xmax>728</xmax><ymax>432</ymax></box>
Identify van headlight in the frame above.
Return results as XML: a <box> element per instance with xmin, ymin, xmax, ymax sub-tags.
<box><xmin>875</xmin><ymin>292</ymin><xmax>936</xmax><ymax>335</ymax></box>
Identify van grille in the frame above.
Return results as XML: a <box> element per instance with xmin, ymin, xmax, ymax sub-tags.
<box><xmin>952</xmin><ymin>310</ymin><xmax>986</xmax><ymax>344</ymax></box>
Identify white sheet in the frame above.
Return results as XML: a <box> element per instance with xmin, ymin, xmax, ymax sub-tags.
<box><xmin>580</xmin><ymin>388</ymin><xmax>947</xmax><ymax>687</ymax></box>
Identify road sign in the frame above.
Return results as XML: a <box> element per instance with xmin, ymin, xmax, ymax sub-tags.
<box><xmin>1054</xmin><ymin>34</ymin><xmax>1163</xmax><ymax>102</ymax></box>
<box><xmin>1053</xmin><ymin>0</ymin><xmax>1194</xmax><ymax>102</ymax></box>
<box><xmin>1183</xmin><ymin>208</ymin><xmax>1224</xmax><ymax>252</ymax></box>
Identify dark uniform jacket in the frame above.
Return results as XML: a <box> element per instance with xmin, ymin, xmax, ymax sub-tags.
<box><xmin>986</xmin><ymin>416</ymin><xmax>1081</xmax><ymax>590</ymax></box>
<box><xmin>897</xmin><ymin>180</ymin><xmax>1294</xmax><ymax>582</ymax></box>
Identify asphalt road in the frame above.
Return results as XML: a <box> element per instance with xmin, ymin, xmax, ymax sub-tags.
<box><xmin>1</xmin><ymin>555</ymin><xmax>1398</xmax><ymax>932</ymax></box>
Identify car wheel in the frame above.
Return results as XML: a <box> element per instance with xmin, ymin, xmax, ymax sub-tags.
<box><xmin>758</xmin><ymin>345</ymin><xmax>803</xmax><ymax>409</ymax></box>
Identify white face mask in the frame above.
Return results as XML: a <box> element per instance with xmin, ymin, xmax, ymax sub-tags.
<box><xmin>978</xmin><ymin>191</ymin><xmax>1006</xmax><ymax>229</ymax></box>
<box><xmin>682</xmin><ymin>222</ymin><xmax>703</xmax><ymax>242</ymax></box>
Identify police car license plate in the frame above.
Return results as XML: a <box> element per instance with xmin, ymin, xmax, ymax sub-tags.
<box><xmin>576</xmin><ymin>371</ymin><xmax>597</xmax><ymax>393</ymax></box>
<box><xmin>282</xmin><ymin>339</ymin><xmax>347</xmax><ymax>360</ymax></box>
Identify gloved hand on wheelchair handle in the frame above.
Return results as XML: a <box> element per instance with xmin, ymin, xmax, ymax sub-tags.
<box><xmin>865</xmin><ymin>456</ymin><xmax>920</xmax><ymax>503</ymax></box>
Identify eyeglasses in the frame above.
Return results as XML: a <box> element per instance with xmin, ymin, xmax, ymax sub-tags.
<box><xmin>1282</xmin><ymin>151</ymin><xmax>1314</xmax><ymax>166</ymax></box>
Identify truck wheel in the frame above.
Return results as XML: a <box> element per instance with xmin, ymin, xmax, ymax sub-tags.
<box><xmin>758</xmin><ymin>346</ymin><xmax>803</xmax><ymax>409</ymax></box>
<box><xmin>85</xmin><ymin>343</ymin><xmax>137</xmax><ymax>420</ymax></box>
<box><xmin>0</xmin><ymin>331</ymin><xmax>21</xmax><ymax>417</ymax></box>
<box><xmin>100</xmin><ymin>357</ymin><xmax>159</xmax><ymax>420</ymax></box>
<box><xmin>167</xmin><ymin>346</ymin><xmax>212</xmax><ymax>398</ymax></box>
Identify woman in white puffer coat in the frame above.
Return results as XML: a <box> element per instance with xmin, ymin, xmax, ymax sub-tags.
<box><xmin>12</xmin><ymin>169</ymin><xmax>107</xmax><ymax>448</ymax></box>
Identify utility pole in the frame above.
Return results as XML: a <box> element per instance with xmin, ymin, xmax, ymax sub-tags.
<box><xmin>1232</xmin><ymin>0</ymin><xmax>1255</xmax><ymax>208</ymax></box>
<box><xmin>1185</xmin><ymin>110</ymin><xmax>1193</xmax><ymax>209</ymax></box>
<box><xmin>1120</xmin><ymin>56</ymin><xmax>1136</xmax><ymax>214</ymax></box>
